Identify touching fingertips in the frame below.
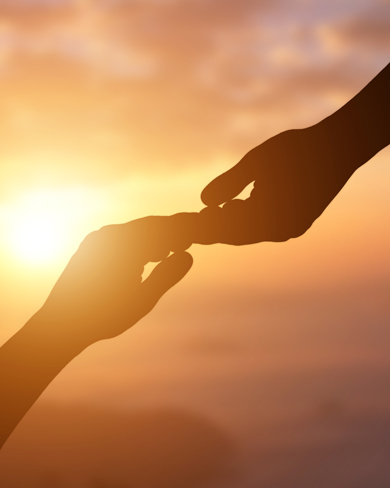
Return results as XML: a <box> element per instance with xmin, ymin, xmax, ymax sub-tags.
<box><xmin>170</xmin><ymin>241</ymin><xmax>193</xmax><ymax>253</ymax></box>
<box><xmin>166</xmin><ymin>212</ymin><xmax>198</xmax><ymax>250</ymax></box>
<box><xmin>199</xmin><ymin>205</ymin><xmax>223</xmax><ymax>216</ymax></box>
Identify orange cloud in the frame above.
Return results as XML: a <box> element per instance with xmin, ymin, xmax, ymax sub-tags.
<box><xmin>0</xmin><ymin>0</ymin><xmax>386</xmax><ymax>184</ymax></box>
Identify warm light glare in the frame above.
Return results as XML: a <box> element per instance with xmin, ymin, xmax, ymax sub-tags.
<box><xmin>12</xmin><ymin>211</ymin><xmax>64</xmax><ymax>263</ymax></box>
<box><xmin>3</xmin><ymin>187</ymin><xmax>100</xmax><ymax>266</ymax></box>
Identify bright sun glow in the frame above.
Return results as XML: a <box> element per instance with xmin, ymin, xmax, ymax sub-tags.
<box><xmin>12</xmin><ymin>211</ymin><xmax>65</xmax><ymax>263</ymax></box>
<box><xmin>2</xmin><ymin>187</ymin><xmax>102</xmax><ymax>265</ymax></box>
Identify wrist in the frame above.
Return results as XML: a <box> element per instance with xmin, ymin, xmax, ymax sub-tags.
<box><xmin>316</xmin><ymin>113</ymin><xmax>371</xmax><ymax>175</ymax></box>
<box><xmin>319</xmin><ymin>63</ymin><xmax>390</xmax><ymax>172</ymax></box>
<box><xmin>23</xmin><ymin>308</ymin><xmax>91</xmax><ymax>360</ymax></box>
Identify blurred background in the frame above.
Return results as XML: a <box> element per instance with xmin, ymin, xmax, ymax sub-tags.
<box><xmin>0</xmin><ymin>0</ymin><xmax>390</xmax><ymax>486</ymax></box>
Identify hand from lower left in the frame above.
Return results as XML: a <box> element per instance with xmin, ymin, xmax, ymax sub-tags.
<box><xmin>40</xmin><ymin>216</ymin><xmax>193</xmax><ymax>347</ymax></box>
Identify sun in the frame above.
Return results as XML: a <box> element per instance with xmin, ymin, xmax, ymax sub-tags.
<box><xmin>11</xmin><ymin>211</ymin><xmax>65</xmax><ymax>263</ymax></box>
<box><xmin>3</xmin><ymin>187</ymin><xmax>98</xmax><ymax>266</ymax></box>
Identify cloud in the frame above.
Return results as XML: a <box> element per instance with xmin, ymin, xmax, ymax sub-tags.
<box><xmin>0</xmin><ymin>0</ymin><xmax>387</xmax><ymax>181</ymax></box>
<box><xmin>0</xmin><ymin>1</ymin><xmax>77</xmax><ymax>30</ymax></box>
<box><xmin>320</xmin><ymin>1</ymin><xmax>390</xmax><ymax>52</ymax></box>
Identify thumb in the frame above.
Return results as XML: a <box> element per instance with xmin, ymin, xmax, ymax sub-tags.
<box><xmin>201</xmin><ymin>150</ymin><xmax>258</xmax><ymax>206</ymax></box>
<box><xmin>141</xmin><ymin>252</ymin><xmax>193</xmax><ymax>309</ymax></box>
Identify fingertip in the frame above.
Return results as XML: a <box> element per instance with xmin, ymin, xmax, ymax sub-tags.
<box><xmin>142</xmin><ymin>251</ymin><xmax>193</xmax><ymax>304</ymax></box>
<box><xmin>202</xmin><ymin>151</ymin><xmax>259</xmax><ymax>206</ymax></box>
<box><xmin>201</xmin><ymin>180</ymin><xmax>226</xmax><ymax>206</ymax></box>
<box><xmin>201</xmin><ymin>171</ymin><xmax>254</xmax><ymax>207</ymax></box>
<box><xmin>169</xmin><ymin>250</ymin><xmax>194</xmax><ymax>274</ymax></box>
<box><xmin>170</xmin><ymin>241</ymin><xmax>193</xmax><ymax>253</ymax></box>
<box><xmin>152</xmin><ymin>250</ymin><xmax>193</xmax><ymax>286</ymax></box>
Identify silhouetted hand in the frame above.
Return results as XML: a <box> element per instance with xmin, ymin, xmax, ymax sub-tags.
<box><xmin>197</xmin><ymin>122</ymin><xmax>358</xmax><ymax>245</ymax></box>
<box><xmin>0</xmin><ymin>216</ymin><xmax>193</xmax><ymax>448</ymax></box>
<box><xmin>198</xmin><ymin>62</ymin><xmax>390</xmax><ymax>245</ymax></box>
<box><xmin>39</xmin><ymin>216</ymin><xmax>193</xmax><ymax>347</ymax></box>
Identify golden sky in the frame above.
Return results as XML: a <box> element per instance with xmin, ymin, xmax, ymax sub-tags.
<box><xmin>0</xmin><ymin>0</ymin><xmax>389</xmax><ymax>419</ymax></box>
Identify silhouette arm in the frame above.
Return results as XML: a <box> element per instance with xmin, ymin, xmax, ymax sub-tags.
<box><xmin>320</xmin><ymin>62</ymin><xmax>390</xmax><ymax>173</ymax></box>
<box><xmin>0</xmin><ymin>216</ymin><xmax>193</xmax><ymax>449</ymax></box>
<box><xmin>0</xmin><ymin>313</ymin><xmax>86</xmax><ymax>449</ymax></box>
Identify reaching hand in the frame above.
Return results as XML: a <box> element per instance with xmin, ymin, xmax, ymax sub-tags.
<box><xmin>197</xmin><ymin>122</ymin><xmax>360</xmax><ymax>245</ymax></box>
<box><xmin>40</xmin><ymin>216</ymin><xmax>193</xmax><ymax>346</ymax></box>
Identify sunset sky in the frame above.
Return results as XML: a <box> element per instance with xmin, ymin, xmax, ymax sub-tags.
<box><xmin>0</xmin><ymin>2</ymin><xmax>390</xmax><ymax>483</ymax></box>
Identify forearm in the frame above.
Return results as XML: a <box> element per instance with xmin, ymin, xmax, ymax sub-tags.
<box><xmin>0</xmin><ymin>310</ymin><xmax>87</xmax><ymax>448</ymax></box>
<box><xmin>320</xmin><ymin>62</ymin><xmax>390</xmax><ymax>172</ymax></box>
